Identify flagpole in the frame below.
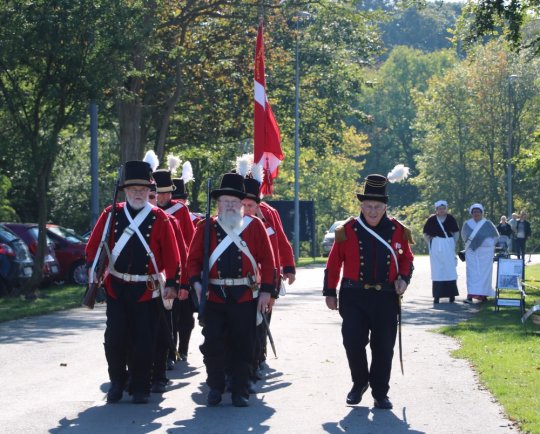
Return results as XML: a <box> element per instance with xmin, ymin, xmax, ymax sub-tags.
<box><xmin>293</xmin><ymin>11</ymin><xmax>310</xmax><ymax>262</ymax></box>
<box><xmin>293</xmin><ymin>17</ymin><xmax>300</xmax><ymax>262</ymax></box>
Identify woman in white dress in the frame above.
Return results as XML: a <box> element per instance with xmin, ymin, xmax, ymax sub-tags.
<box><xmin>461</xmin><ymin>203</ymin><xmax>499</xmax><ymax>303</ymax></box>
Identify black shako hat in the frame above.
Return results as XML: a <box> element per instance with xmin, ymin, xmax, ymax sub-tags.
<box><xmin>152</xmin><ymin>169</ymin><xmax>176</xmax><ymax>193</ymax></box>
<box><xmin>171</xmin><ymin>178</ymin><xmax>187</xmax><ymax>200</ymax></box>
<box><xmin>211</xmin><ymin>172</ymin><xmax>246</xmax><ymax>200</ymax></box>
<box><xmin>120</xmin><ymin>161</ymin><xmax>154</xmax><ymax>189</ymax></box>
<box><xmin>356</xmin><ymin>174</ymin><xmax>389</xmax><ymax>203</ymax></box>
<box><xmin>243</xmin><ymin>177</ymin><xmax>261</xmax><ymax>203</ymax></box>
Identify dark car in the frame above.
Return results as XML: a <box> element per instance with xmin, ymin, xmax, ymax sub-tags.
<box><xmin>46</xmin><ymin>224</ymin><xmax>88</xmax><ymax>285</ymax></box>
<box><xmin>0</xmin><ymin>224</ymin><xmax>34</xmax><ymax>295</ymax></box>
<box><xmin>3</xmin><ymin>223</ymin><xmax>61</xmax><ymax>284</ymax></box>
<box><xmin>321</xmin><ymin>220</ymin><xmax>347</xmax><ymax>257</ymax></box>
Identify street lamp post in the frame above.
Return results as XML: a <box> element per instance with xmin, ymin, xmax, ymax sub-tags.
<box><xmin>293</xmin><ymin>11</ymin><xmax>309</xmax><ymax>262</ymax></box>
<box><xmin>507</xmin><ymin>74</ymin><xmax>518</xmax><ymax>218</ymax></box>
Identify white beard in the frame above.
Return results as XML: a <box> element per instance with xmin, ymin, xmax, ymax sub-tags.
<box><xmin>126</xmin><ymin>197</ymin><xmax>145</xmax><ymax>210</ymax></box>
<box><xmin>218</xmin><ymin>209</ymin><xmax>243</xmax><ymax>230</ymax></box>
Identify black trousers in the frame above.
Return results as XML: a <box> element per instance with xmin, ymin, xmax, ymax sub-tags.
<box><xmin>200</xmin><ymin>299</ymin><xmax>257</xmax><ymax>397</ymax></box>
<box><xmin>175</xmin><ymin>298</ymin><xmax>195</xmax><ymax>355</ymax></box>
<box><xmin>104</xmin><ymin>284</ymin><xmax>158</xmax><ymax>394</ymax></box>
<box><xmin>338</xmin><ymin>288</ymin><xmax>399</xmax><ymax>399</ymax></box>
<box><xmin>515</xmin><ymin>238</ymin><xmax>527</xmax><ymax>259</ymax></box>
<box><xmin>152</xmin><ymin>301</ymin><xmax>174</xmax><ymax>384</ymax></box>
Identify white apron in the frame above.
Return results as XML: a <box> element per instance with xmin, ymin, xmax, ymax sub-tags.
<box><xmin>429</xmin><ymin>237</ymin><xmax>457</xmax><ymax>281</ymax></box>
<box><xmin>465</xmin><ymin>242</ymin><xmax>496</xmax><ymax>297</ymax></box>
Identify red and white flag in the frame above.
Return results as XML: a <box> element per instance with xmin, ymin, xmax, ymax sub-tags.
<box><xmin>254</xmin><ymin>20</ymin><xmax>283</xmax><ymax>195</ymax></box>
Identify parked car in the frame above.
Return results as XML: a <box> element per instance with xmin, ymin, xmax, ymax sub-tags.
<box><xmin>321</xmin><ymin>220</ymin><xmax>347</xmax><ymax>257</ymax></box>
<box><xmin>46</xmin><ymin>224</ymin><xmax>88</xmax><ymax>285</ymax></box>
<box><xmin>0</xmin><ymin>224</ymin><xmax>34</xmax><ymax>295</ymax></box>
<box><xmin>3</xmin><ymin>223</ymin><xmax>61</xmax><ymax>284</ymax></box>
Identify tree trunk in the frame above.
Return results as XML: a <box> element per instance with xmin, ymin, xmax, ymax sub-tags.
<box><xmin>119</xmin><ymin>97</ymin><xmax>143</xmax><ymax>162</ymax></box>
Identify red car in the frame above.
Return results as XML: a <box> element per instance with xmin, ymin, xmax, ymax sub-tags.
<box><xmin>46</xmin><ymin>224</ymin><xmax>87</xmax><ymax>285</ymax></box>
<box><xmin>3</xmin><ymin>223</ymin><xmax>61</xmax><ymax>284</ymax></box>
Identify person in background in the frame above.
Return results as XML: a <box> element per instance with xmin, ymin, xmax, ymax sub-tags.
<box><xmin>461</xmin><ymin>204</ymin><xmax>498</xmax><ymax>304</ymax></box>
<box><xmin>496</xmin><ymin>216</ymin><xmax>513</xmax><ymax>254</ymax></box>
<box><xmin>422</xmin><ymin>200</ymin><xmax>460</xmax><ymax>304</ymax></box>
<box><xmin>507</xmin><ymin>212</ymin><xmax>519</xmax><ymax>253</ymax></box>
<box><xmin>515</xmin><ymin>210</ymin><xmax>532</xmax><ymax>260</ymax></box>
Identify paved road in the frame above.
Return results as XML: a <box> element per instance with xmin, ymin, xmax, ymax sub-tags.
<box><xmin>2</xmin><ymin>255</ymin><xmax>535</xmax><ymax>433</ymax></box>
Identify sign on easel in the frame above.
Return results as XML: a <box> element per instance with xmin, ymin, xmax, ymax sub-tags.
<box><xmin>495</xmin><ymin>257</ymin><xmax>525</xmax><ymax>314</ymax></box>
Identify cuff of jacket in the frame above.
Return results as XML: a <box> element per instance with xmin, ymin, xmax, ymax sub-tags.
<box><xmin>323</xmin><ymin>288</ymin><xmax>337</xmax><ymax>297</ymax></box>
<box><xmin>398</xmin><ymin>274</ymin><xmax>411</xmax><ymax>285</ymax></box>
<box><xmin>282</xmin><ymin>266</ymin><xmax>296</xmax><ymax>275</ymax></box>
<box><xmin>165</xmin><ymin>278</ymin><xmax>177</xmax><ymax>287</ymax></box>
<box><xmin>189</xmin><ymin>276</ymin><xmax>201</xmax><ymax>286</ymax></box>
<box><xmin>179</xmin><ymin>283</ymin><xmax>191</xmax><ymax>290</ymax></box>
<box><xmin>259</xmin><ymin>283</ymin><xmax>274</xmax><ymax>294</ymax></box>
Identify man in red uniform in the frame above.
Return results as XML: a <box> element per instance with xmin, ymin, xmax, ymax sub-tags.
<box><xmin>152</xmin><ymin>168</ymin><xmax>191</xmax><ymax>374</ymax></box>
<box><xmin>86</xmin><ymin>161</ymin><xmax>180</xmax><ymax>404</ymax></box>
<box><xmin>187</xmin><ymin>172</ymin><xmax>275</xmax><ymax>407</ymax></box>
<box><xmin>241</xmin><ymin>174</ymin><xmax>296</xmax><ymax>383</ymax></box>
<box><xmin>323</xmin><ymin>174</ymin><xmax>414</xmax><ymax>410</ymax></box>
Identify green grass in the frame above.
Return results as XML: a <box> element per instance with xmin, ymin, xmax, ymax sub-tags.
<box><xmin>438</xmin><ymin>264</ymin><xmax>540</xmax><ymax>434</ymax></box>
<box><xmin>0</xmin><ymin>284</ymin><xmax>85</xmax><ymax>323</ymax></box>
<box><xmin>297</xmin><ymin>256</ymin><xmax>328</xmax><ymax>266</ymax></box>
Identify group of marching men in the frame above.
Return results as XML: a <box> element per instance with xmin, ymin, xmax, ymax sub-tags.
<box><xmin>86</xmin><ymin>152</ymin><xmax>296</xmax><ymax>407</ymax></box>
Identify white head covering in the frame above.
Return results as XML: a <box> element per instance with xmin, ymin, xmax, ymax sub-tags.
<box><xmin>469</xmin><ymin>203</ymin><xmax>484</xmax><ymax>214</ymax></box>
<box><xmin>434</xmin><ymin>200</ymin><xmax>447</xmax><ymax>209</ymax></box>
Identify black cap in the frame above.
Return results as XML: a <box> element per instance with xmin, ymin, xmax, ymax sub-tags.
<box><xmin>172</xmin><ymin>178</ymin><xmax>187</xmax><ymax>199</ymax></box>
<box><xmin>356</xmin><ymin>174</ymin><xmax>388</xmax><ymax>203</ymax></box>
<box><xmin>120</xmin><ymin>161</ymin><xmax>154</xmax><ymax>189</ymax></box>
<box><xmin>152</xmin><ymin>170</ymin><xmax>176</xmax><ymax>193</ymax></box>
<box><xmin>211</xmin><ymin>172</ymin><xmax>246</xmax><ymax>200</ymax></box>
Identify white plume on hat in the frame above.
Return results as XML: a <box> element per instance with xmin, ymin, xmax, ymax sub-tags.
<box><xmin>236</xmin><ymin>154</ymin><xmax>253</xmax><ymax>178</ymax></box>
<box><xmin>143</xmin><ymin>150</ymin><xmax>159</xmax><ymax>172</ymax></box>
<box><xmin>181</xmin><ymin>161</ymin><xmax>194</xmax><ymax>184</ymax></box>
<box><xmin>387</xmin><ymin>164</ymin><xmax>410</xmax><ymax>183</ymax></box>
<box><xmin>167</xmin><ymin>154</ymin><xmax>182</xmax><ymax>174</ymax></box>
<box><xmin>251</xmin><ymin>163</ymin><xmax>265</xmax><ymax>184</ymax></box>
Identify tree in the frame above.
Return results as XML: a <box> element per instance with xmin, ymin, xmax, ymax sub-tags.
<box><xmin>0</xmin><ymin>1</ymin><xmax>126</xmax><ymax>295</ymax></box>
<box><xmin>412</xmin><ymin>41</ymin><xmax>540</xmax><ymax>244</ymax></box>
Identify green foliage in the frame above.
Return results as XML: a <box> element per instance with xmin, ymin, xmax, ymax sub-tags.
<box><xmin>412</xmin><ymin>41</ymin><xmax>540</xmax><ymax>242</ymax></box>
<box><xmin>0</xmin><ymin>175</ymin><xmax>18</xmax><ymax>221</ymax></box>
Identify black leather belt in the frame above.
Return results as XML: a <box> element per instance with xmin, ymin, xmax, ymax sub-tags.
<box><xmin>340</xmin><ymin>278</ymin><xmax>395</xmax><ymax>292</ymax></box>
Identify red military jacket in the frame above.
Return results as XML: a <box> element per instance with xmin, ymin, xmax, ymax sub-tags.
<box><xmin>164</xmin><ymin>199</ymin><xmax>195</xmax><ymax>245</ymax></box>
<box><xmin>260</xmin><ymin>202</ymin><xmax>296</xmax><ymax>275</ymax></box>
<box><xmin>167</xmin><ymin>214</ymin><xmax>189</xmax><ymax>289</ymax></box>
<box><xmin>187</xmin><ymin>215</ymin><xmax>276</xmax><ymax>303</ymax></box>
<box><xmin>323</xmin><ymin>214</ymin><xmax>414</xmax><ymax>297</ymax></box>
<box><xmin>86</xmin><ymin>202</ymin><xmax>180</xmax><ymax>302</ymax></box>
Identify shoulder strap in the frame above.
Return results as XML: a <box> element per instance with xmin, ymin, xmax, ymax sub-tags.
<box><xmin>216</xmin><ymin>217</ymin><xmax>258</xmax><ymax>279</ymax></box>
<box><xmin>464</xmin><ymin>218</ymin><xmax>486</xmax><ymax>250</ymax></box>
<box><xmin>208</xmin><ymin>217</ymin><xmax>252</xmax><ymax>270</ymax></box>
<box><xmin>110</xmin><ymin>203</ymin><xmax>154</xmax><ymax>260</ymax></box>
<box><xmin>164</xmin><ymin>202</ymin><xmax>183</xmax><ymax>215</ymax></box>
<box><xmin>436</xmin><ymin>218</ymin><xmax>449</xmax><ymax>239</ymax></box>
<box><xmin>356</xmin><ymin>217</ymin><xmax>399</xmax><ymax>274</ymax></box>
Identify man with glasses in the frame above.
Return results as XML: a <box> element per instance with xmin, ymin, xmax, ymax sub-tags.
<box><xmin>187</xmin><ymin>172</ymin><xmax>275</xmax><ymax>407</ymax></box>
<box><xmin>86</xmin><ymin>160</ymin><xmax>180</xmax><ymax>404</ymax></box>
<box><xmin>323</xmin><ymin>173</ymin><xmax>414</xmax><ymax>410</ymax></box>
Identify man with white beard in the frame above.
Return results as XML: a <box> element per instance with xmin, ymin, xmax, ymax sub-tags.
<box><xmin>187</xmin><ymin>172</ymin><xmax>275</xmax><ymax>407</ymax></box>
<box><xmin>86</xmin><ymin>160</ymin><xmax>180</xmax><ymax>404</ymax></box>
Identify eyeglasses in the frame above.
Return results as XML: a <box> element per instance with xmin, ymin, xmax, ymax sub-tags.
<box><xmin>361</xmin><ymin>204</ymin><xmax>386</xmax><ymax>212</ymax></box>
<box><xmin>218</xmin><ymin>199</ymin><xmax>242</xmax><ymax>207</ymax></box>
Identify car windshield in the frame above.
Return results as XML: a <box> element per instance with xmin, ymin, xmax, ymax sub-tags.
<box><xmin>47</xmin><ymin>226</ymin><xmax>86</xmax><ymax>243</ymax></box>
